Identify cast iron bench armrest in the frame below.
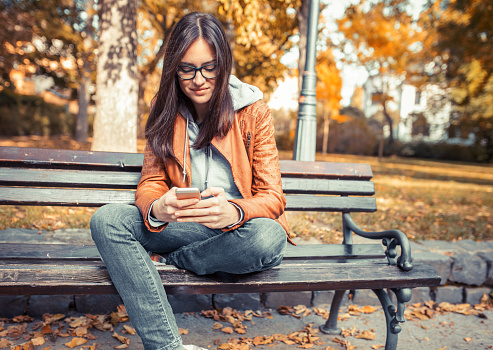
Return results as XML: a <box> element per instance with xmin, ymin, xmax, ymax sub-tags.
<box><xmin>342</xmin><ymin>212</ymin><xmax>413</xmax><ymax>271</ymax></box>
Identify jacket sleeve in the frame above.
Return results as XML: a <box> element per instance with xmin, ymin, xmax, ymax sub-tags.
<box><xmin>229</xmin><ymin>103</ymin><xmax>286</xmax><ymax>229</ymax></box>
<box><xmin>135</xmin><ymin>142</ymin><xmax>171</xmax><ymax>232</ymax></box>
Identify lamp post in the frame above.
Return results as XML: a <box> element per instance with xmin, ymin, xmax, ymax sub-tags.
<box><xmin>293</xmin><ymin>0</ymin><xmax>320</xmax><ymax>161</ymax></box>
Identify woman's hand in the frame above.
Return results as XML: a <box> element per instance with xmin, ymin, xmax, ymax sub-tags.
<box><xmin>151</xmin><ymin>187</ymin><xmax>200</xmax><ymax>223</ymax></box>
<box><xmin>174</xmin><ymin>187</ymin><xmax>240</xmax><ymax>229</ymax></box>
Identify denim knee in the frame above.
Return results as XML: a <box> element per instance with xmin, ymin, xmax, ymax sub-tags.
<box><xmin>90</xmin><ymin>204</ymin><xmax>141</xmax><ymax>244</ymax></box>
<box><xmin>240</xmin><ymin>218</ymin><xmax>287</xmax><ymax>267</ymax></box>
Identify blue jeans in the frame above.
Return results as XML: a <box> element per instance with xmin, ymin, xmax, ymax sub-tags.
<box><xmin>90</xmin><ymin>203</ymin><xmax>287</xmax><ymax>350</ymax></box>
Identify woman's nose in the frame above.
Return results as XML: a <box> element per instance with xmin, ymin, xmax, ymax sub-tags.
<box><xmin>193</xmin><ymin>70</ymin><xmax>206</xmax><ymax>85</ymax></box>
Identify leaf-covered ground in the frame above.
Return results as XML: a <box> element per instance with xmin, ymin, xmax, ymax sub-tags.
<box><xmin>1</xmin><ymin>297</ymin><xmax>492</xmax><ymax>350</ymax></box>
<box><xmin>1</xmin><ymin>136</ymin><xmax>492</xmax><ymax>242</ymax></box>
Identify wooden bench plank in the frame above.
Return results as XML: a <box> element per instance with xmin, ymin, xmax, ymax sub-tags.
<box><xmin>0</xmin><ymin>167</ymin><xmax>141</xmax><ymax>189</ymax></box>
<box><xmin>0</xmin><ymin>147</ymin><xmax>373</xmax><ymax>180</ymax></box>
<box><xmin>0</xmin><ymin>187</ymin><xmax>136</xmax><ymax>206</ymax></box>
<box><xmin>0</xmin><ymin>243</ymin><xmax>386</xmax><ymax>261</ymax></box>
<box><xmin>0</xmin><ymin>187</ymin><xmax>378</xmax><ymax>211</ymax></box>
<box><xmin>281</xmin><ymin>178</ymin><xmax>375</xmax><ymax>196</ymax></box>
<box><xmin>0</xmin><ymin>168</ymin><xmax>375</xmax><ymax>195</ymax></box>
<box><xmin>0</xmin><ymin>262</ymin><xmax>440</xmax><ymax>295</ymax></box>
<box><xmin>0</xmin><ymin>147</ymin><xmax>144</xmax><ymax>171</ymax></box>
<box><xmin>279</xmin><ymin>160</ymin><xmax>373</xmax><ymax>180</ymax></box>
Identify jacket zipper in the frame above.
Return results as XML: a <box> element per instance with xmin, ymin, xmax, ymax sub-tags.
<box><xmin>246</xmin><ymin>132</ymin><xmax>251</xmax><ymax>149</ymax></box>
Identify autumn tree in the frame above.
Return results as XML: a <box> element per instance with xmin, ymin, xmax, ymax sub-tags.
<box><xmin>92</xmin><ymin>0</ymin><xmax>138</xmax><ymax>152</ymax></box>
<box><xmin>337</xmin><ymin>0</ymin><xmax>425</xmax><ymax>147</ymax></box>
<box><xmin>315</xmin><ymin>48</ymin><xmax>342</xmax><ymax>154</ymax></box>
<box><xmin>0</xmin><ymin>1</ymin><xmax>35</xmax><ymax>88</ymax></box>
<box><xmin>0</xmin><ymin>0</ymin><xmax>97</xmax><ymax>142</ymax></box>
<box><xmin>419</xmin><ymin>0</ymin><xmax>493</xmax><ymax>160</ymax></box>
<box><xmin>217</xmin><ymin>0</ymin><xmax>297</xmax><ymax>96</ymax></box>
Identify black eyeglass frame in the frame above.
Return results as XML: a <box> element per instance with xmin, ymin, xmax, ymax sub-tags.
<box><xmin>176</xmin><ymin>63</ymin><xmax>219</xmax><ymax>80</ymax></box>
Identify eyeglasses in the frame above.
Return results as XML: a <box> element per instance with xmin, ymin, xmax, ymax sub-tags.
<box><xmin>177</xmin><ymin>63</ymin><xmax>219</xmax><ymax>80</ymax></box>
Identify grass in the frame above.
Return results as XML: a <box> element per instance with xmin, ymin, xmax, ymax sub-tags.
<box><xmin>279</xmin><ymin>151</ymin><xmax>493</xmax><ymax>243</ymax></box>
<box><xmin>1</xmin><ymin>136</ymin><xmax>492</xmax><ymax>243</ymax></box>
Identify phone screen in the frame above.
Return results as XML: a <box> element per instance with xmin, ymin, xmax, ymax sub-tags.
<box><xmin>175</xmin><ymin>188</ymin><xmax>201</xmax><ymax>200</ymax></box>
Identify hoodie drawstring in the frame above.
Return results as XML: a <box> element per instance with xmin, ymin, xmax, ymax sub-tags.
<box><xmin>204</xmin><ymin>145</ymin><xmax>211</xmax><ymax>189</ymax></box>
<box><xmin>182</xmin><ymin>116</ymin><xmax>212</xmax><ymax>190</ymax></box>
<box><xmin>182</xmin><ymin>117</ymin><xmax>189</xmax><ymax>183</ymax></box>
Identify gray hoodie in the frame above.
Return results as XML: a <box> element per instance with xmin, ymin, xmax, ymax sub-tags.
<box><xmin>180</xmin><ymin>75</ymin><xmax>263</xmax><ymax>197</ymax></box>
<box><xmin>148</xmin><ymin>76</ymin><xmax>263</xmax><ymax>227</ymax></box>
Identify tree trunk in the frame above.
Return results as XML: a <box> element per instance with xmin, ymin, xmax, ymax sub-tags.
<box><xmin>378</xmin><ymin>129</ymin><xmax>384</xmax><ymax>162</ymax></box>
<box><xmin>382</xmin><ymin>101</ymin><xmax>394</xmax><ymax>145</ymax></box>
<box><xmin>225</xmin><ymin>19</ymin><xmax>236</xmax><ymax>76</ymax></box>
<box><xmin>75</xmin><ymin>0</ymin><xmax>94</xmax><ymax>143</ymax></box>
<box><xmin>322</xmin><ymin>103</ymin><xmax>330</xmax><ymax>154</ymax></box>
<box><xmin>92</xmin><ymin>0</ymin><xmax>138</xmax><ymax>153</ymax></box>
<box><xmin>75</xmin><ymin>68</ymin><xmax>90</xmax><ymax>142</ymax></box>
<box><xmin>297</xmin><ymin>0</ymin><xmax>310</xmax><ymax>94</ymax></box>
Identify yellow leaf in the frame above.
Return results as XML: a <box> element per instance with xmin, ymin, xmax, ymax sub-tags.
<box><xmin>355</xmin><ymin>330</ymin><xmax>376</xmax><ymax>340</ymax></box>
<box><xmin>464</xmin><ymin>337</ymin><xmax>473</xmax><ymax>342</ymax></box>
<box><xmin>64</xmin><ymin>337</ymin><xmax>87</xmax><ymax>348</ymax></box>
<box><xmin>221</xmin><ymin>327</ymin><xmax>234</xmax><ymax>334</ymax></box>
<box><xmin>362</xmin><ymin>305</ymin><xmax>377</xmax><ymax>313</ymax></box>
<box><xmin>31</xmin><ymin>337</ymin><xmax>45</xmax><ymax>346</ymax></box>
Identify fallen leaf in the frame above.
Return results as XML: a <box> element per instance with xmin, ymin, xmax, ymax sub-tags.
<box><xmin>371</xmin><ymin>345</ymin><xmax>385</xmax><ymax>349</ymax></box>
<box><xmin>73</xmin><ymin>326</ymin><xmax>88</xmax><ymax>337</ymax></box>
<box><xmin>112</xmin><ymin>332</ymin><xmax>130</xmax><ymax>345</ymax></box>
<box><xmin>124</xmin><ymin>325</ymin><xmax>137</xmax><ymax>335</ymax></box>
<box><xmin>464</xmin><ymin>337</ymin><xmax>473</xmax><ymax>342</ymax></box>
<box><xmin>21</xmin><ymin>341</ymin><xmax>34</xmax><ymax>350</ymax></box>
<box><xmin>361</xmin><ymin>305</ymin><xmax>377</xmax><ymax>314</ymax></box>
<box><xmin>0</xmin><ymin>338</ymin><xmax>14</xmax><ymax>348</ymax></box>
<box><xmin>42</xmin><ymin>313</ymin><xmax>65</xmax><ymax>324</ymax></box>
<box><xmin>64</xmin><ymin>337</ymin><xmax>88</xmax><ymax>348</ymax></box>
<box><xmin>221</xmin><ymin>327</ymin><xmax>234</xmax><ymax>334</ymax></box>
<box><xmin>114</xmin><ymin>345</ymin><xmax>128</xmax><ymax>349</ymax></box>
<box><xmin>355</xmin><ymin>330</ymin><xmax>376</xmax><ymax>340</ymax></box>
<box><xmin>212</xmin><ymin>322</ymin><xmax>223</xmax><ymax>330</ymax></box>
<box><xmin>31</xmin><ymin>337</ymin><xmax>45</xmax><ymax>346</ymax></box>
<box><xmin>178</xmin><ymin>328</ymin><xmax>188</xmax><ymax>335</ymax></box>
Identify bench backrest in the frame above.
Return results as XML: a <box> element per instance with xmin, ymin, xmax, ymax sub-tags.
<box><xmin>0</xmin><ymin>147</ymin><xmax>376</xmax><ymax>213</ymax></box>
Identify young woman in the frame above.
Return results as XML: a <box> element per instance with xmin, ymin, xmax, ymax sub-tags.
<box><xmin>90</xmin><ymin>12</ymin><xmax>290</xmax><ymax>350</ymax></box>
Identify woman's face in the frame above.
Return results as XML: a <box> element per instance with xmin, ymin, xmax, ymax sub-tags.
<box><xmin>178</xmin><ymin>38</ymin><xmax>217</xmax><ymax>122</ymax></box>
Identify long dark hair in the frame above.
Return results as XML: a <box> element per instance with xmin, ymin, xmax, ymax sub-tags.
<box><xmin>145</xmin><ymin>12</ymin><xmax>234</xmax><ymax>161</ymax></box>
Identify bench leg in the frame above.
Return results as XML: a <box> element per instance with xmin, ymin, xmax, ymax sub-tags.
<box><xmin>319</xmin><ymin>289</ymin><xmax>346</xmax><ymax>335</ymax></box>
<box><xmin>372</xmin><ymin>288</ymin><xmax>412</xmax><ymax>350</ymax></box>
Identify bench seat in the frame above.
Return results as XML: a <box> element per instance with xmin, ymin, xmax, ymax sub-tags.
<box><xmin>0</xmin><ymin>146</ymin><xmax>441</xmax><ymax>350</ymax></box>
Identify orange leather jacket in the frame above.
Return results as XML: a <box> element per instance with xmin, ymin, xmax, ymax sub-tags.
<box><xmin>135</xmin><ymin>100</ymin><xmax>291</xmax><ymax>241</ymax></box>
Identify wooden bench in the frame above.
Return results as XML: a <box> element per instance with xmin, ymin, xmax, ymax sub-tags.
<box><xmin>0</xmin><ymin>146</ymin><xmax>441</xmax><ymax>350</ymax></box>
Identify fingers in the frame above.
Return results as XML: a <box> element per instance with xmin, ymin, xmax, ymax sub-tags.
<box><xmin>200</xmin><ymin>187</ymin><xmax>225</xmax><ymax>198</ymax></box>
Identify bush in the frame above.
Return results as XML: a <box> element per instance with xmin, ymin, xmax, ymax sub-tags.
<box><xmin>318</xmin><ymin>118</ymin><xmax>379</xmax><ymax>156</ymax></box>
<box><xmin>0</xmin><ymin>90</ymin><xmax>75</xmax><ymax>136</ymax></box>
<box><xmin>398</xmin><ymin>140</ymin><xmax>489</xmax><ymax>163</ymax></box>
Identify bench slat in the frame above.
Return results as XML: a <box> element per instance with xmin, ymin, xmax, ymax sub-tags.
<box><xmin>0</xmin><ymin>187</ymin><xmax>377</xmax><ymax>211</ymax></box>
<box><xmin>0</xmin><ymin>168</ymin><xmax>375</xmax><ymax>195</ymax></box>
<box><xmin>0</xmin><ymin>167</ymin><xmax>141</xmax><ymax>189</ymax></box>
<box><xmin>0</xmin><ymin>147</ymin><xmax>373</xmax><ymax>179</ymax></box>
<box><xmin>0</xmin><ymin>262</ymin><xmax>441</xmax><ymax>295</ymax></box>
<box><xmin>0</xmin><ymin>147</ymin><xmax>143</xmax><ymax>171</ymax></box>
<box><xmin>0</xmin><ymin>243</ymin><xmax>386</xmax><ymax>261</ymax></box>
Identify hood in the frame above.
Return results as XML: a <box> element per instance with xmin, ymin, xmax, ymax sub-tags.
<box><xmin>229</xmin><ymin>75</ymin><xmax>263</xmax><ymax>111</ymax></box>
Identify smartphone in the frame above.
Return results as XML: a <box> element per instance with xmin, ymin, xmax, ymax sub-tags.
<box><xmin>175</xmin><ymin>187</ymin><xmax>201</xmax><ymax>200</ymax></box>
